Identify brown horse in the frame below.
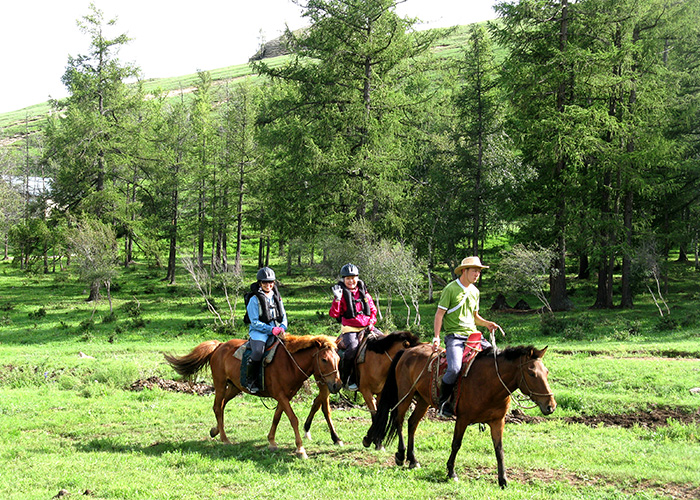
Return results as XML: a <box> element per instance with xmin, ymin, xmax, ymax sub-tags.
<box><xmin>364</xmin><ymin>344</ymin><xmax>556</xmax><ymax>487</ymax></box>
<box><xmin>164</xmin><ymin>334</ymin><xmax>342</xmax><ymax>459</ymax></box>
<box><xmin>303</xmin><ymin>330</ymin><xmax>422</xmax><ymax>447</ymax></box>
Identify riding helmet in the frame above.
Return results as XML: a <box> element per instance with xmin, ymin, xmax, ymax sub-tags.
<box><xmin>256</xmin><ymin>267</ymin><xmax>276</xmax><ymax>282</ymax></box>
<box><xmin>340</xmin><ymin>263</ymin><xmax>359</xmax><ymax>277</ymax></box>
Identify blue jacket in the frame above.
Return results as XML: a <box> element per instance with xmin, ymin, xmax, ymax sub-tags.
<box><xmin>247</xmin><ymin>293</ymin><xmax>287</xmax><ymax>342</ymax></box>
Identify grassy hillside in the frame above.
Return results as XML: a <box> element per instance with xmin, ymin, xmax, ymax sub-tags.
<box><xmin>0</xmin><ymin>24</ymin><xmax>479</xmax><ymax>145</ymax></box>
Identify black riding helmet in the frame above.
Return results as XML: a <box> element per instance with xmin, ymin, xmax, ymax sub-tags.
<box><xmin>340</xmin><ymin>263</ymin><xmax>359</xmax><ymax>277</ymax></box>
<box><xmin>256</xmin><ymin>267</ymin><xmax>276</xmax><ymax>282</ymax></box>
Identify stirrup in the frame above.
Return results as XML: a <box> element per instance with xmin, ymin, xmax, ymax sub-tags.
<box><xmin>346</xmin><ymin>382</ymin><xmax>358</xmax><ymax>391</ymax></box>
<box><xmin>437</xmin><ymin>401</ymin><xmax>455</xmax><ymax>419</ymax></box>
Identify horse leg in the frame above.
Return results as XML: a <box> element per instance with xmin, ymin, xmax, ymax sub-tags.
<box><xmin>303</xmin><ymin>386</ymin><xmax>324</xmax><ymax>441</ymax></box>
<box><xmin>304</xmin><ymin>384</ymin><xmax>343</xmax><ymax>445</ymax></box>
<box><xmin>406</xmin><ymin>398</ymin><xmax>429</xmax><ymax>469</ymax></box>
<box><xmin>446</xmin><ymin>415</ymin><xmax>470</xmax><ymax>481</ymax></box>
<box><xmin>318</xmin><ymin>388</ymin><xmax>343</xmax><ymax>446</ymax></box>
<box><xmin>393</xmin><ymin>395</ymin><xmax>414</xmax><ymax>466</ymax></box>
<box><xmin>359</xmin><ymin>387</ymin><xmax>383</xmax><ymax>450</ymax></box>
<box><xmin>489</xmin><ymin>418</ymin><xmax>508</xmax><ymax>489</ymax></box>
<box><xmin>275</xmin><ymin>397</ymin><xmax>308</xmax><ymax>459</ymax></box>
<box><xmin>267</xmin><ymin>403</ymin><xmax>285</xmax><ymax>452</ymax></box>
<box><xmin>211</xmin><ymin>380</ymin><xmax>239</xmax><ymax>444</ymax></box>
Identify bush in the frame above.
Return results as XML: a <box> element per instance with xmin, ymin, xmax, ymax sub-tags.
<box><xmin>28</xmin><ymin>307</ymin><xmax>46</xmax><ymax>319</ymax></box>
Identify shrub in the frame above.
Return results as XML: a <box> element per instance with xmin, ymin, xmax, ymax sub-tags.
<box><xmin>28</xmin><ymin>307</ymin><xmax>46</xmax><ymax>319</ymax></box>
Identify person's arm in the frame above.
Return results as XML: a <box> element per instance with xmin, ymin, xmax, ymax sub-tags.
<box><xmin>475</xmin><ymin>311</ymin><xmax>500</xmax><ymax>334</ymax></box>
<box><xmin>432</xmin><ymin>307</ymin><xmax>446</xmax><ymax>351</ymax></box>
<box><xmin>329</xmin><ymin>287</ymin><xmax>345</xmax><ymax>319</ymax></box>
<box><xmin>366</xmin><ymin>293</ymin><xmax>378</xmax><ymax>327</ymax></box>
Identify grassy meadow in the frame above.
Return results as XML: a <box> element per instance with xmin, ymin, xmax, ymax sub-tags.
<box><xmin>1</xmin><ymin>257</ymin><xmax>699</xmax><ymax>499</ymax></box>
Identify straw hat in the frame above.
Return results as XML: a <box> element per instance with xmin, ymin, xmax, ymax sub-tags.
<box><xmin>454</xmin><ymin>256</ymin><xmax>489</xmax><ymax>275</ymax></box>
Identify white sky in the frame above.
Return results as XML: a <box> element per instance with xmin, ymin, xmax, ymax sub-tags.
<box><xmin>0</xmin><ymin>0</ymin><xmax>498</xmax><ymax>114</ymax></box>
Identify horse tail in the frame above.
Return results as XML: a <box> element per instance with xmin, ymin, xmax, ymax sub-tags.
<box><xmin>365</xmin><ymin>349</ymin><xmax>405</xmax><ymax>446</ymax></box>
<box><xmin>164</xmin><ymin>340</ymin><xmax>222</xmax><ymax>379</ymax></box>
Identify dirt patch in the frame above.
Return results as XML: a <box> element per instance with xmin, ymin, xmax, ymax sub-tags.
<box><xmin>129</xmin><ymin>377</ymin><xmax>214</xmax><ymax>396</ymax></box>
<box><xmin>487</xmin><ymin>466</ymin><xmax>700</xmax><ymax>500</ymax></box>
<box><xmin>562</xmin><ymin>405</ymin><xmax>700</xmax><ymax>428</ymax></box>
<box><xmin>130</xmin><ymin>378</ymin><xmax>699</xmax><ymax>429</ymax></box>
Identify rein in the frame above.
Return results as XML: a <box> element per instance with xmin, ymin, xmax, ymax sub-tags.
<box><xmin>389</xmin><ymin>350</ymin><xmax>436</xmax><ymax>413</ymax></box>
<box><xmin>278</xmin><ymin>339</ymin><xmax>339</xmax><ymax>380</ymax></box>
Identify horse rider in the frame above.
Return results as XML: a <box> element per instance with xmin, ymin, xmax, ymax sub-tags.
<box><xmin>329</xmin><ymin>263</ymin><xmax>379</xmax><ymax>391</ymax></box>
<box><xmin>245</xmin><ymin>266</ymin><xmax>287</xmax><ymax>393</ymax></box>
<box><xmin>432</xmin><ymin>256</ymin><xmax>500</xmax><ymax>418</ymax></box>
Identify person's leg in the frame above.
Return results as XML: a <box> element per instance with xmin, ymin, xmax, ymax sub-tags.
<box><xmin>342</xmin><ymin>332</ymin><xmax>359</xmax><ymax>390</ymax></box>
<box><xmin>247</xmin><ymin>339</ymin><xmax>265</xmax><ymax>393</ymax></box>
<box><xmin>439</xmin><ymin>335</ymin><xmax>465</xmax><ymax>418</ymax></box>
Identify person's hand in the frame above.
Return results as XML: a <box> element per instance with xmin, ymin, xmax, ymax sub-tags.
<box><xmin>272</xmin><ymin>327</ymin><xmax>283</xmax><ymax>336</ymax></box>
<box><xmin>431</xmin><ymin>336</ymin><xmax>440</xmax><ymax>352</ymax></box>
<box><xmin>331</xmin><ymin>284</ymin><xmax>343</xmax><ymax>301</ymax></box>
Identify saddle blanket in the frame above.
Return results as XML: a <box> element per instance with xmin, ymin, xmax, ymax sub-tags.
<box><xmin>429</xmin><ymin>332</ymin><xmax>482</xmax><ymax>407</ymax></box>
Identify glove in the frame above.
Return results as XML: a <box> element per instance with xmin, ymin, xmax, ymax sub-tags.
<box><xmin>331</xmin><ymin>284</ymin><xmax>343</xmax><ymax>301</ymax></box>
<box><xmin>271</xmin><ymin>327</ymin><xmax>284</xmax><ymax>336</ymax></box>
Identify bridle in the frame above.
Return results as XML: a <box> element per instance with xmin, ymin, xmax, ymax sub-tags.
<box><xmin>490</xmin><ymin>330</ymin><xmax>553</xmax><ymax>409</ymax></box>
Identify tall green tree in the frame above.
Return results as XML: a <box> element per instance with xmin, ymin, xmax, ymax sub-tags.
<box><xmin>254</xmin><ymin>0</ymin><xmax>439</xmax><ymax>249</ymax></box>
<box><xmin>493</xmin><ymin>0</ymin><xmax>579</xmax><ymax>310</ymax></box>
<box><xmin>44</xmin><ymin>3</ymin><xmax>142</xmax><ymax>224</ymax></box>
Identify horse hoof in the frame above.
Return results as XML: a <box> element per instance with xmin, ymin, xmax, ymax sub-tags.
<box><xmin>409</xmin><ymin>462</ymin><xmax>421</xmax><ymax>470</ymax></box>
<box><xmin>448</xmin><ymin>473</ymin><xmax>458</xmax><ymax>482</ymax></box>
<box><xmin>268</xmin><ymin>444</ymin><xmax>278</xmax><ymax>452</ymax></box>
<box><xmin>297</xmin><ymin>448</ymin><xmax>308</xmax><ymax>459</ymax></box>
<box><xmin>375</xmin><ymin>444</ymin><xmax>385</xmax><ymax>452</ymax></box>
<box><xmin>394</xmin><ymin>455</ymin><xmax>404</xmax><ymax>466</ymax></box>
<box><xmin>210</xmin><ymin>427</ymin><xmax>219</xmax><ymax>438</ymax></box>
<box><xmin>304</xmin><ymin>431</ymin><xmax>312</xmax><ymax>441</ymax></box>
<box><xmin>362</xmin><ymin>436</ymin><xmax>371</xmax><ymax>448</ymax></box>
<box><xmin>336</xmin><ymin>441</ymin><xmax>344</xmax><ymax>447</ymax></box>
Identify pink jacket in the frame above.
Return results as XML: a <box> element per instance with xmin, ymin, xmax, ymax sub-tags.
<box><xmin>329</xmin><ymin>288</ymin><xmax>378</xmax><ymax>329</ymax></box>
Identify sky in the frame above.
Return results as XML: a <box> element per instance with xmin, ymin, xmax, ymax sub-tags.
<box><xmin>0</xmin><ymin>0</ymin><xmax>499</xmax><ymax>114</ymax></box>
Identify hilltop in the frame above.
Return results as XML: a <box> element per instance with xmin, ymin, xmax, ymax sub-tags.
<box><xmin>0</xmin><ymin>24</ymin><xmax>476</xmax><ymax>147</ymax></box>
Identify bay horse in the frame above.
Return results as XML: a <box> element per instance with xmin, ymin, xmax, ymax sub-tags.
<box><xmin>164</xmin><ymin>334</ymin><xmax>342</xmax><ymax>459</ymax></box>
<box><xmin>303</xmin><ymin>330</ymin><xmax>422</xmax><ymax>447</ymax></box>
<box><xmin>364</xmin><ymin>344</ymin><xmax>556</xmax><ymax>487</ymax></box>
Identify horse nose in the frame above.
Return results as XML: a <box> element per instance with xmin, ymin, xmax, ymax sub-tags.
<box><xmin>328</xmin><ymin>381</ymin><xmax>342</xmax><ymax>394</ymax></box>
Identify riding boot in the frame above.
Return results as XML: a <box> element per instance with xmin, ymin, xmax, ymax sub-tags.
<box><xmin>438</xmin><ymin>381</ymin><xmax>456</xmax><ymax>418</ymax></box>
<box><xmin>246</xmin><ymin>359</ymin><xmax>262</xmax><ymax>394</ymax></box>
<box><xmin>341</xmin><ymin>356</ymin><xmax>358</xmax><ymax>391</ymax></box>
<box><xmin>346</xmin><ymin>363</ymin><xmax>358</xmax><ymax>392</ymax></box>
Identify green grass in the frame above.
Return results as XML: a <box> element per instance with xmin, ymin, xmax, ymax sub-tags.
<box><xmin>1</xmin><ymin>258</ymin><xmax>699</xmax><ymax>499</ymax></box>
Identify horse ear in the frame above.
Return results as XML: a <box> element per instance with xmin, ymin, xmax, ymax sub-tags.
<box><xmin>538</xmin><ymin>346</ymin><xmax>548</xmax><ymax>358</ymax></box>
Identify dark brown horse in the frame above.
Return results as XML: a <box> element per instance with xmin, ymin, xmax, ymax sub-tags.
<box><xmin>364</xmin><ymin>344</ymin><xmax>556</xmax><ymax>487</ymax></box>
<box><xmin>303</xmin><ymin>330</ymin><xmax>422</xmax><ymax>447</ymax></box>
<box><xmin>164</xmin><ymin>334</ymin><xmax>342</xmax><ymax>459</ymax></box>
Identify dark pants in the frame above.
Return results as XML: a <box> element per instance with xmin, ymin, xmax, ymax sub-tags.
<box><xmin>249</xmin><ymin>336</ymin><xmax>276</xmax><ymax>362</ymax></box>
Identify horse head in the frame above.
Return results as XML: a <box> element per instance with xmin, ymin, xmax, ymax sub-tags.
<box><xmin>517</xmin><ymin>346</ymin><xmax>556</xmax><ymax>415</ymax></box>
<box><xmin>313</xmin><ymin>336</ymin><xmax>343</xmax><ymax>394</ymax></box>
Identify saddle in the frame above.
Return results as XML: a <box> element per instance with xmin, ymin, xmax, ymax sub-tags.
<box><xmin>234</xmin><ymin>340</ymin><xmax>281</xmax><ymax>391</ymax></box>
<box><xmin>429</xmin><ymin>332</ymin><xmax>482</xmax><ymax>408</ymax></box>
<box><xmin>335</xmin><ymin>327</ymin><xmax>380</xmax><ymax>364</ymax></box>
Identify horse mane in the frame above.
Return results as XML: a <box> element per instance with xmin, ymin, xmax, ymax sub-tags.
<box><xmin>367</xmin><ymin>330</ymin><xmax>421</xmax><ymax>354</ymax></box>
<box><xmin>477</xmin><ymin>345</ymin><xmax>540</xmax><ymax>361</ymax></box>
<box><xmin>282</xmin><ymin>334</ymin><xmax>337</xmax><ymax>354</ymax></box>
